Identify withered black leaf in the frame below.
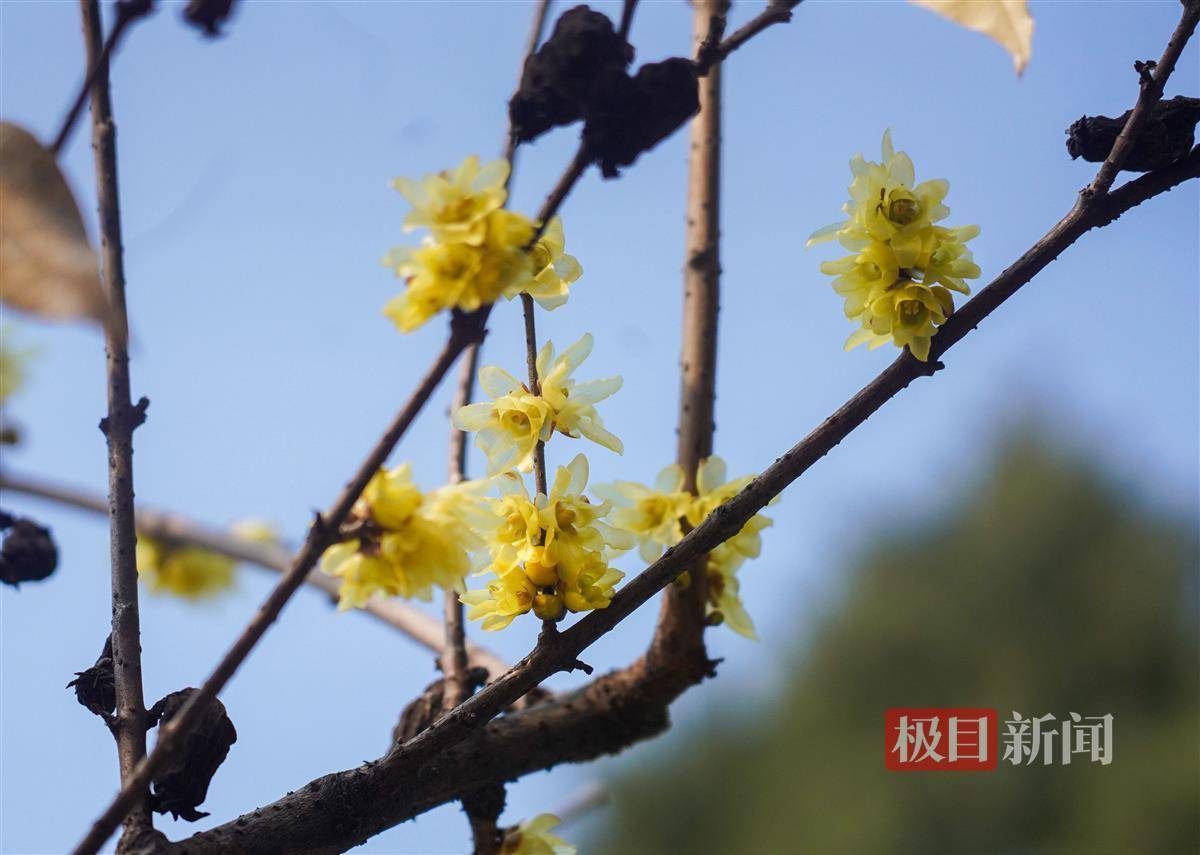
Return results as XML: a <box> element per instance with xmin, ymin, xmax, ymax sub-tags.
<box><xmin>1066</xmin><ymin>95</ymin><xmax>1200</xmax><ymax>172</ymax></box>
<box><xmin>509</xmin><ymin>5</ymin><xmax>633</xmax><ymax>144</ymax></box>
<box><xmin>67</xmin><ymin>635</ymin><xmax>116</xmax><ymax>718</ymax></box>
<box><xmin>183</xmin><ymin>0</ymin><xmax>237</xmax><ymax>37</ymax></box>
<box><xmin>0</xmin><ymin>510</ymin><xmax>58</xmax><ymax>587</ymax></box>
<box><xmin>146</xmin><ymin>688</ymin><xmax>237</xmax><ymax>822</ymax></box>
<box><xmin>584</xmin><ymin>57</ymin><xmax>700</xmax><ymax>178</ymax></box>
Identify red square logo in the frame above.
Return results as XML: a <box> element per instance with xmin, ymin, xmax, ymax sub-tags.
<box><xmin>885</xmin><ymin>708</ymin><xmax>998</xmax><ymax>770</ymax></box>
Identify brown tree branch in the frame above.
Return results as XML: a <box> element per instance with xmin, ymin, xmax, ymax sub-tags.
<box><xmin>72</xmin><ymin>319</ymin><xmax>482</xmax><ymax>855</ymax></box>
<box><xmin>0</xmin><ymin>471</ymin><xmax>511</xmax><ymax>678</ymax></box>
<box><xmin>80</xmin><ymin>0</ymin><xmax>153</xmax><ymax>844</ymax></box>
<box><xmin>698</xmin><ymin>0</ymin><xmax>801</xmax><ymax>74</ymax></box>
<box><xmin>172</xmin><ymin>141</ymin><xmax>1200</xmax><ymax>855</ymax></box>
<box><xmin>1088</xmin><ymin>0</ymin><xmax>1199</xmax><ymax>195</ymax></box>
<box><xmin>75</xmin><ymin>4</ymin><xmax>812</xmax><ymax>848</ymax></box>
<box><xmin>650</xmin><ymin>0</ymin><xmax>728</xmax><ymax>674</ymax></box>
<box><xmin>52</xmin><ymin>0</ymin><xmax>153</xmax><ymax>157</ymax></box>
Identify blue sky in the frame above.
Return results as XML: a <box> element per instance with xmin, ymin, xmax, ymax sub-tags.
<box><xmin>1</xmin><ymin>1</ymin><xmax>1197</xmax><ymax>852</ymax></box>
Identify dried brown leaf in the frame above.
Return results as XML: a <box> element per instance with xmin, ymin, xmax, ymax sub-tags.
<box><xmin>911</xmin><ymin>0</ymin><xmax>1034</xmax><ymax>76</ymax></box>
<box><xmin>0</xmin><ymin>121</ymin><xmax>116</xmax><ymax>335</ymax></box>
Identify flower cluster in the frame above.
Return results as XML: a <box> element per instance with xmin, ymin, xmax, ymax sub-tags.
<box><xmin>136</xmin><ymin>520</ymin><xmax>277</xmax><ymax>600</ymax></box>
<box><xmin>598</xmin><ymin>456</ymin><xmax>771</xmax><ymax>638</ymax></box>
<box><xmin>453</xmin><ymin>333</ymin><xmax>623</xmax><ymax>476</ymax></box>
<box><xmin>499</xmin><ymin>814</ymin><xmax>575</xmax><ymax>855</ymax></box>
<box><xmin>383</xmin><ymin>156</ymin><xmax>581</xmax><ymax>331</ymax></box>
<box><xmin>808</xmin><ymin>131</ymin><xmax>981</xmax><ymax>361</ymax></box>
<box><xmin>320</xmin><ymin>464</ymin><xmax>489</xmax><ymax>609</ymax></box>
<box><xmin>462</xmin><ymin>454</ymin><xmax>633</xmax><ymax>630</ymax></box>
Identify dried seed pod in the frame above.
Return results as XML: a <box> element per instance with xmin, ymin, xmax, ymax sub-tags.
<box><xmin>183</xmin><ymin>0</ymin><xmax>236</xmax><ymax>37</ymax></box>
<box><xmin>0</xmin><ymin>511</ymin><xmax>58</xmax><ymax>587</ymax></box>
<box><xmin>584</xmin><ymin>57</ymin><xmax>700</xmax><ymax>178</ymax></box>
<box><xmin>1066</xmin><ymin>95</ymin><xmax>1200</xmax><ymax>172</ymax></box>
<box><xmin>146</xmin><ymin>688</ymin><xmax>237</xmax><ymax>822</ymax></box>
<box><xmin>67</xmin><ymin>635</ymin><xmax>116</xmax><ymax>718</ymax></box>
<box><xmin>509</xmin><ymin>5</ymin><xmax>633</xmax><ymax>144</ymax></box>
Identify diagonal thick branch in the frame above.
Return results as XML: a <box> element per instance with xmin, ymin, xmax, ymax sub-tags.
<box><xmin>173</xmin><ymin>139</ymin><xmax>1200</xmax><ymax>855</ymax></box>
<box><xmin>72</xmin><ymin>4</ymin><xmax>829</xmax><ymax>850</ymax></box>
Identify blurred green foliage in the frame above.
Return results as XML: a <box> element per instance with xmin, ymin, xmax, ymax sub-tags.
<box><xmin>595</xmin><ymin>436</ymin><xmax>1199</xmax><ymax>854</ymax></box>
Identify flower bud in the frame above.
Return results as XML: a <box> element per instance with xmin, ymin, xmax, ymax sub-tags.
<box><xmin>533</xmin><ymin>591</ymin><xmax>565</xmax><ymax>621</ymax></box>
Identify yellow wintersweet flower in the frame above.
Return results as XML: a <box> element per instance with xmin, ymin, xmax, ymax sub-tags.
<box><xmin>852</xmin><ymin>280</ymin><xmax>955</xmax><ymax>363</ymax></box>
<box><xmin>705</xmin><ymin>555</ymin><xmax>757</xmax><ymax>639</ymax></box>
<box><xmin>461</xmin><ymin>565</ymin><xmax>538</xmax><ymax>631</ymax></box>
<box><xmin>809</xmin><ymin>131</ymin><xmax>980</xmax><ymax>362</ymax></box>
<box><xmin>391</xmin><ymin>155</ymin><xmax>509</xmax><ymax>245</ymax></box>
<box><xmin>687</xmin><ymin>455</ymin><xmax>755</xmax><ymax>527</ymax></box>
<box><xmin>464</xmin><ymin>456</ymin><xmax>630</xmax><ymax>629</ymax></box>
<box><xmin>136</xmin><ymin>537</ymin><xmax>235</xmax><ymax>600</ymax></box>
<box><xmin>914</xmin><ymin>225</ymin><xmax>982</xmax><ymax>295</ymax></box>
<box><xmin>320</xmin><ymin>541</ymin><xmax>409</xmax><ymax>609</ymax></box>
<box><xmin>594</xmin><ymin>464</ymin><xmax>692</xmax><ymax>562</ymax></box>
<box><xmin>689</xmin><ymin>455</ymin><xmax>771</xmax><ymax>638</ymax></box>
<box><xmin>808</xmin><ymin>130</ymin><xmax>950</xmax><ymax>266</ymax></box>
<box><xmin>453</xmin><ymin>368</ymin><xmax>554</xmax><ymax>476</ymax></box>
<box><xmin>538</xmin><ymin>453</ymin><xmax>635</xmax><ymax>559</ymax></box>
<box><xmin>321</xmin><ymin>466</ymin><xmax>487</xmax><ymax>608</ymax></box>
<box><xmin>454</xmin><ymin>334</ymin><xmax>622</xmax><ymax>475</ymax></box>
<box><xmin>525</xmin><ymin>217</ymin><xmax>583</xmax><ymax>310</ymax></box>
<box><xmin>818</xmin><ymin>239</ymin><xmax>901</xmax><ymax>323</ymax></box>
<box><xmin>537</xmin><ymin>334</ymin><xmax>623</xmax><ymax>455</ymax></box>
<box><xmin>383</xmin><ymin>208</ymin><xmax>537</xmax><ymax>332</ymax></box>
<box><xmin>500</xmin><ymin>814</ymin><xmax>576</xmax><ymax>855</ymax></box>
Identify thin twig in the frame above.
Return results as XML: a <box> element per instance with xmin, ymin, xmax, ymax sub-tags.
<box><xmin>442</xmin><ymin>341</ymin><xmax>481</xmax><ymax>710</ymax></box>
<box><xmin>80</xmin><ymin>0</ymin><xmax>152</xmax><ymax>841</ymax></box>
<box><xmin>651</xmin><ymin>0</ymin><xmax>728</xmax><ymax>664</ymax></box>
<box><xmin>519</xmin><ymin>292</ymin><xmax>550</xmax><ymax>497</ymax></box>
<box><xmin>166</xmin><ymin>11</ymin><xmax>1197</xmax><ymax>853</ymax></box>
<box><xmin>1089</xmin><ymin>0</ymin><xmax>1200</xmax><ymax>195</ymax></box>
<box><xmin>76</xmin><ymin>2</ymin><xmax>809</xmax><ymax>846</ymax></box>
<box><xmin>0</xmin><ymin>471</ymin><xmax>510</xmax><ymax>677</ymax></box>
<box><xmin>699</xmin><ymin>0</ymin><xmax>800</xmax><ymax>74</ymax></box>
<box><xmin>174</xmin><ymin>145</ymin><xmax>1200</xmax><ymax>855</ymax></box>
<box><xmin>444</xmin><ymin>0</ymin><xmax>552</xmax><ymax>716</ymax></box>
<box><xmin>501</xmin><ymin>0</ymin><xmax>554</xmax><ymax>172</ymax></box>
<box><xmin>52</xmin><ymin>1</ymin><xmax>153</xmax><ymax>157</ymax></box>
<box><xmin>72</xmin><ymin>320</ymin><xmax>481</xmax><ymax>855</ymax></box>
<box><xmin>618</xmin><ymin>0</ymin><xmax>638</xmax><ymax>41</ymax></box>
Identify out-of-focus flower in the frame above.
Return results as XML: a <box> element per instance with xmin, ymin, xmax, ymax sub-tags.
<box><xmin>136</xmin><ymin>538</ymin><xmax>235</xmax><ymax>599</ymax></box>
<box><xmin>601</xmin><ymin>455</ymin><xmax>772</xmax><ymax>638</ymax></box>
<box><xmin>320</xmin><ymin>466</ymin><xmax>487</xmax><ymax>609</ymax></box>
<box><xmin>537</xmin><ymin>334</ymin><xmax>623</xmax><ymax>455</ymax></box>
<box><xmin>594</xmin><ymin>464</ymin><xmax>690</xmax><ymax>562</ymax></box>
<box><xmin>499</xmin><ymin>813</ymin><xmax>576</xmax><ymax>855</ymax></box>
<box><xmin>391</xmin><ymin>155</ymin><xmax>509</xmax><ymax>245</ymax></box>
<box><xmin>525</xmin><ymin>217</ymin><xmax>583</xmax><ymax>310</ymax></box>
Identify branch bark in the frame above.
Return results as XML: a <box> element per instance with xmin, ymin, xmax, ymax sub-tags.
<box><xmin>1088</xmin><ymin>0</ymin><xmax>1199</xmax><ymax>194</ymax></box>
<box><xmin>650</xmin><ymin>0</ymin><xmax>728</xmax><ymax>673</ymax></box>
<box><xmin>172</xmin><ymin>142</ymin><xmax>1200</xmax><ymax>855</ymax></box>
<box><xmin>81</xmin><ymin>0</ymin><xmax>153</xmax><ymax>844</ymax></box>
<box><xmin>72</xmin><ymin>318</ymin><xmax>482</xmax><ymax>855</ymax></box>
<box><xmin>73</xmin><ymin>4</ymin><xmax>824</xmax><ymax>848</ymax></box>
